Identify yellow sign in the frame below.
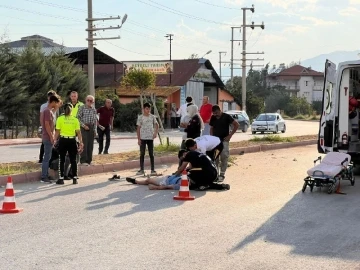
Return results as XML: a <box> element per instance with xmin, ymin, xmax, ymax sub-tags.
<box><xmin>124</xmin><ymin>61</ymin><xmax>173</xmax><ymax>75</ymax></box>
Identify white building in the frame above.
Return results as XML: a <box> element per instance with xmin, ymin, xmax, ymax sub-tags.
<box><xmin>267</xmin><ymin>64</ymin><xmax>324</xmax><ymax>103</ymax></box>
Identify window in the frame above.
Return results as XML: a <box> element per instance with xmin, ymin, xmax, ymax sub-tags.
<box><xmin>305</xmin><ymin>81</ymin><xmax>308</xmax><ymax>86</ymax></box>
<box><xmin>303</xmin><ymin>92</ymin><xmax>310</xmax><ymax>97</ymax></box>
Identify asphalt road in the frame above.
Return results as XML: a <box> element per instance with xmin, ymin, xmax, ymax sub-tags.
<box><xmin>0</xmin><ymin>120</ymin><xmax>318</xmax><ymax>163</ymax></box>
<box><xmin>1</xmin><ymin>145</ymin><xmax>359</xmax><ymax>269</ymax></box>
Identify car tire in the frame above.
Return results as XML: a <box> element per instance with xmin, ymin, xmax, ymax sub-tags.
<box><xmin>281</xmin><ymin>124</ymin><xmax>286</xmax><ymax>133</ymax></box>
<box><xmin>242</xmin><ymin>124</ymin><xmax>248</xmax><ymax>133</ymax></box>
<box><xmin>252</xmin><ymin>131</ymin><xmax>256</xmax><ymax>134</ymax></box>
<box><xmin>273</xmin><ymin>126</ymin><xmax>278</xmax><ymax>134</ymax></box>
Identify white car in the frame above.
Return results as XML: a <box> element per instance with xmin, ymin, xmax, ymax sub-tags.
<box><xmin>251</xmin><ymin>113</ymin><xmax>286</xmax><ymax>134</ymax></box>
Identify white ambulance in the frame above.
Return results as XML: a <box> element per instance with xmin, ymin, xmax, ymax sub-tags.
<box><xmin>318</xmin><ymin>59</ymin><xmax>360</xmax><ymax>163</ymax></box>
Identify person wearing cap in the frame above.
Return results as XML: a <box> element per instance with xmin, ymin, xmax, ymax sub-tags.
<box><xmin>184</xmin><ymin>135</ymin><xmax>223</xmax><ymax>162</ymax></box>
<box><xmin>69</xmin><ymin>91</ymin><xmax>84</xmax><ymax>117</ymax></box>
<box><xmin>77</xmin><ymin>95</ymin><xmax>97</xmax><ymax>165</ymax></box>
<box><xmin>54</xmin><ymin>103</ymin><xmax>84</xmax><ymax>185</ymax></box>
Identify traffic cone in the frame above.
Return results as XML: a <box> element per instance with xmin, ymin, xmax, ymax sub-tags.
<box><xmin>0</xmin><ymin>176</ymin><xmax>23</xmax><ymax>214</ymax></box>
<box><xmin>173</xmin><ymin>170</ymin><xmax>195</xmax><ymax>201</ymax></box>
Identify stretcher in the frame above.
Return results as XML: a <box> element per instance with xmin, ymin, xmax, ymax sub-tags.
<box><xmin>303</xmin><ymin>152</ymin><xmax>355</xmax><ymax>194</ymax></box>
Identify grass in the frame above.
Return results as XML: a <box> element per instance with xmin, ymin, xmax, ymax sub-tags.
<box><xmin>0</xmin><ymin>135</ymin><xmax>317</xmax><ymax>176</ymax></box>
<box><xmin>249</xmin><ymin>135</ymin><xmax>295</xmax><ymax>143</ymax></box>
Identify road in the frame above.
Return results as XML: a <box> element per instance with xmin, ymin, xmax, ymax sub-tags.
<box><xmin>1</xmin><ymin>145</ymin><xmax>359</xmax><ymax>269</ymax></box>
<box><xmin>0</xmin><ymin>120</ymin><xmax>318</xmax><ymax>163</ymax></box>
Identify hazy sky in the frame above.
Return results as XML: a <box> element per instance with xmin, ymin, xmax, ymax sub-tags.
<box><xmin>0</xmin><ymin>0</ymin><xmax>358</xmax><ymax>80</ymax></box>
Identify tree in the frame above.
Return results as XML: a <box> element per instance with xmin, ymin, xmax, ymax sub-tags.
<box><xmin>121</xmin><ymin>68</ymin><xmax>156</xmax><ymax>108</ymax></box>
<box><xmin>265</xmin><ymin>85</ymin><xmax>290</xmax><ymax>113</ymax></box>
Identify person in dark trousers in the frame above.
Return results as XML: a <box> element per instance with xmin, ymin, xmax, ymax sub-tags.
<box><xmin>54</xmin><ymin>103</ymin><xmax>84</xmax><ymax>185</ymax></box>
<box><xmin>176</xmin><ymin>150</ymin><xmax>230</xmax><ymax>191</ymax></box>
<box><xmin>39</xmin><ymin>90</ymin><xmax>57</xmax><ymax>163</ymax></box>
<box><xmin>97</xmin><ymin>99</ymin><xmax>115</xmax><ymax>154</ymax></box>
<box><xmin>136</xmin><ymin>102</ymin><xmax>159</xmax><ymax>175</ymax></box>
<box><xmin>210</xmin><ymin>105</ymin><xmax>239</xmax><ymax>182</ymax></box>
<box><xmin>40</xmin><ymin>95</ymin><xmax>61</xmax><ymax>183</ymax></box>
<box><xmin>184</xmin><ymin>104</ymin><xmax>204</xmax><ymax>139</ymax></box>
<box><xmin>77</xmin><ymin>95</ymin><xmax>97</xmax><ymax>165</ymax></box>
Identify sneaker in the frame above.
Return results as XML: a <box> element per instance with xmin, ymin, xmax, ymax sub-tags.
<box><xmin>150</xmin><ymin>170</ymin><xmax>157</xmax><ymax>176</ymax></box>
<box><xmin>56</xmin><ymin>178</ymin><xmax>64</xmax><ymax>185</ymax></box>
<box><xmin>221</xmin><ymin>184</ymin><xmax>230</xmax><ymax>190</ymax></box>
<box><xmin>73</xmin><ymin>177</ymin><xmax>78</xmax><ymax>185</ymax></box>
<box><xmin>218</xmin><ymin>175</ymin><xmax>225</xmax><ymax>182</ymax></box>
<box><xmin>126</xmin><ymin>177</ymin><xmax>136</xmax><ymax>184</ymax></box>
<box><xmin>40</xmin><ymin>178</ymin><xmax>52</xmax><ymax>184</ymax></box>
<box><xmin>136</xmin><ymin>170</ymin><xmax>144</xmax><ymax>175</ymax></box>
<box><xmin>196</xmin><ymin>185</ymin><xmax>209</xmax><ymax>191</ymax></box>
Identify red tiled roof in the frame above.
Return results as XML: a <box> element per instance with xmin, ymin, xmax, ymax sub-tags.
<box><xmin>269</xmin><ymin>65</ymin><xmax>323</xmax><ymax>77</ymax></box>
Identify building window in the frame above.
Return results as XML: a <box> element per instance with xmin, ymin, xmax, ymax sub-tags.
<box><xmin>305</xmin><ymin>81</ymin><xmax>308</xmax><ymax>86</ymax></box>
<box><xmin>303</xmin><ymin>92</ymin><xmax>310</xmax><ymax>97</ymax></box>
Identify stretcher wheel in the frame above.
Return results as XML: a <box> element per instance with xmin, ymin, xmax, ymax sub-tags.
<box><xmin>310</xmin><ymin>184</ymin><xmax>314</xmax><ymax>192</ymax></box>
<box><xmin>328</xmin><ymin>183</ymin><xmax>335</xmax><ymax>194</ymax></box>
<box><xmin>350</xmin><ymin>170</ymin><xmax>355</xmax><ymax>186</ymax></box>
<box><xmin>302</xmin><ymin>182</ymin><xmax>307</xmax><ymax>193</ymax></box>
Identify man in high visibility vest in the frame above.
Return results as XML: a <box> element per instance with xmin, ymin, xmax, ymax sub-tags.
<box><xmin>69</xmin><ymin>91</ymin><xmax>84</xmax><ymax>117</ymax></box>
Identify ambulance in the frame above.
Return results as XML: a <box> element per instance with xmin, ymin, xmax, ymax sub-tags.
<box><xmin>318</xmin><ymin>59</ymin><xmax>360</xmax><ymax>164</ymax></box>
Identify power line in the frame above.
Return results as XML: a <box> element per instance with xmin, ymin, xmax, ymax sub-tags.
<box><xmin>194</xmin><ymin>0</ymin><xmax>243</xmax><ymax>10</ymax></box>
<box><xmin>135</xmin><ymin>0</ymin><xmax>232</xmax><ymax>26</ymax></box>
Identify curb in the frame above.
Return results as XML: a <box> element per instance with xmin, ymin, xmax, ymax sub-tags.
<box><xmin>0</xmin><ymin>140</ymin><xmax>317</xmax><ymax>185</ymax></box>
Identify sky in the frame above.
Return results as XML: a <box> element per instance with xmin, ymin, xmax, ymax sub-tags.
<box><xmin>0</xmin><ymin>0</ymin><xmax>359</xmax><ymax>81</ymax></box>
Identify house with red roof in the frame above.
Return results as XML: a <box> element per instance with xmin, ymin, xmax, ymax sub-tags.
<box><xmin>267</xmin><ymin>64</ymin><xmax>324</xmax><ymax>103</ymax></box>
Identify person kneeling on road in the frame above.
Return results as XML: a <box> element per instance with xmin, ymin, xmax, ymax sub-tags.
<box><xmin>126</xmin><ymin>174</ymin><xmax>181</xmax><ymax>190</ymax></box>
<box><xmin>184</xmin><ymin>135</ymin><xmax>223</xmax><ymax>162</ymax></box>
<box><xmin>176</xmin><ymin>150</ymin><xmax>230</xmax><ymax>191</ymax></box>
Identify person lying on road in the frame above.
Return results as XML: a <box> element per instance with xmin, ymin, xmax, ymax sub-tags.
<box><xmin>126</xmin><ymin>174</ymin><xmax>181</xmax><ymax>190</ymax></box>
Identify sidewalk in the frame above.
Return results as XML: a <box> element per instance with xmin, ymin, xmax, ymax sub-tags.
<box><xmin>0</xmin><ymin>129</ymin><xmax>182</xmax><ymax>146</ymax></box>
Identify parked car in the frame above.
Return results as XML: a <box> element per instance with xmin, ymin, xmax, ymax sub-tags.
<box><xmin>251</xmin><ymin>113</ymin><xmax>286</xmax><ymax>134</ymax></box>
<box><xmin>225</xmin><ymin>110</ymin><xmax>250</xmax><ymax>133</ymax></box>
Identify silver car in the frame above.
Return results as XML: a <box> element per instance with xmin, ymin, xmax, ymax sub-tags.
<box><xmin>251</xmin><ymin>113</ymin><xmax>286</xmax><ymax>134</ymax></box>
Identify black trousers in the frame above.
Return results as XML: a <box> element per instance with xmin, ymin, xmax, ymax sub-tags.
<box><xmin>189</xmin><ymin>170</ymin><xmax>224</xmax><ymax>190</ymax></box>
<box><xmin>97</xmin><ymin>126</ymin><xmax>111</xmax><ymax>154</ymax></box>
<box><xmin>206</xmin><ymin>142</ymin><xmax>224</xmax><ymax>162</ymax></box>
<box><xmin>80</xmin><ymin>127</ymin><xmax>94</xmax><ymax>164</ymax></box>
<box><xmin>39</xmin><ymin>142</ymin><xmax>44</xmax><ymax>161</ymax></box>
<box><xmin>140</xmin><ymin>139</ymin><xmax>154</xmax><ymax>171</ymax></box>
<box><xmin>171</xmin><ymin>117</ymin><xmax>177</xmax><ymax>128</ymax></box>
<box><xmin>58</xmin><ymin>138</ymin><xmax>78</xmax><ymax>178</ymax></box>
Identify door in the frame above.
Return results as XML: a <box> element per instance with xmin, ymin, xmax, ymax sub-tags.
<box><xmin>318</xmin><ymin>60</ymin><xmax>337</xmax><ymax>153</ymax></box>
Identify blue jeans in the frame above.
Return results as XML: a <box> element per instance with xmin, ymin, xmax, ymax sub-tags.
<box><xmin>41</xmin><ymin>139</ymin><xmax>53</xmax><ymax>179</ymax></box>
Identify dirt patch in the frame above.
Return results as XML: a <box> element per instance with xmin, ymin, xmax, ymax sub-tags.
<box><xmin>0</xmin><ymin>135</ymin><xmax>318</xmax><ymax>176</ymax></box>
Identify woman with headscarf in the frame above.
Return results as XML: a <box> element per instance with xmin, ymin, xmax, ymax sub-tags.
<box><xmin>185</xmin><ymin>104</ymin><xmax>204</xmax><ymax>139</ymax></box>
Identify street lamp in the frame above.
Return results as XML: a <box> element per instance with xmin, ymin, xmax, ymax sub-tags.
<box><xmin>201</xmin><ymin>50</ymin><xmax>212</xmax><ymax>58</ymax></box>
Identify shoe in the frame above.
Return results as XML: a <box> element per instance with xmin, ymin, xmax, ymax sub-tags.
<box><xmin>150</xmin><ymin>170</ymin><xmax>157</xmax><ymax>176</ymax></box>
<box><xmin>73</xmin><ymin>177</ymin><xmax>78</xmax><ymax>185</ymax></box>
<box><xmin>40</xmin><ymin>178</ymin><xmax>52</xmax><ymax>184</ymax></box>
<box><xmin>218</xmin><ymin>175</ymin><xmax>225</xmax><ymax>183</ymax></box>
<box><xmin>136</xmin><ymin>170</ymin><xmax>144</xmax><ymax>175</ymax></box>
<box><xmin>221</xmin><ymin>184</ymin><xmax>230</xmax><ymax>190</ymax></box>
<box><xmin>98</xmin><ymin>152</ymin><xmax>102</xmax><ymax>155</ymax></box>
<box><xmin>56</xmin><ymin>178</ymin><xmax>64</xmax><ymax>185</ymax></box>
<box><xmin>103</xmin><ymin>151</ymin><xmax>109</xmax><ymax>154</ymax></box>
<box><xmin>126</xmin><ymin>177</ymin><xmax>136</xmax><ymax>184</ymax></box>
<box><xmin>196</xmin><ymin>185</ymin><xmax>209</xmax><ymax>191</ymax></box>
<box><xmin>108</xmin><ymin>174</ymin><xmax>120</xmax><ymax>181</ymax></box>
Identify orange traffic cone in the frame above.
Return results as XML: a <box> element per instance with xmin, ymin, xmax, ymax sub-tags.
<box><xmin>173</xmin><ymin>170</ymin><xmax>195</xmax><ymax>201</ymax></box>
<box><xmin>0</xmin><ymin>176</ymin><xmax>23</xmax><ymax>214</ymax></box>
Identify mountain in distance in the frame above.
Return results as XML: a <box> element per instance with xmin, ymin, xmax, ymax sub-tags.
<box><xmin>301</xmin><ymin>50</ymin><xmax>360</xmax><ymax>73</ymax></box>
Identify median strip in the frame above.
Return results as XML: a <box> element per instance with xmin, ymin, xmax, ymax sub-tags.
<box><xmin>0</xmin><ymin>135</ymin><xmax>317</xmax><ymax>185</ymax></box>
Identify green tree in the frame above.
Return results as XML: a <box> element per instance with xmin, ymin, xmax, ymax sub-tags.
<box><xmin>121</xmin><ymin>68</ymin><xmax>156</xmax><ymax>108</ymax></box>
<box><xmin>265</xmin><ymin>85</ymin><xmax>290</xmax><ymax>113</ymax></box>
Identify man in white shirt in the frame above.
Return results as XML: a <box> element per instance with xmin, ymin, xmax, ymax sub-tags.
<box><xmin>184</xmin><ymin>135</ymin><xmax>223</xmax><ymax>162</ymax></box>
<box><xmin>177</xmin><ymin>96</ymin><xmax>193</xmax><ymax>120</ymax></box>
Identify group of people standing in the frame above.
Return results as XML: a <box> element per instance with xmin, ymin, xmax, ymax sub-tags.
<box><xmin>39</xmin><ymin>90</ymin><xmax>115</xmax><ymax>185</ymax></box>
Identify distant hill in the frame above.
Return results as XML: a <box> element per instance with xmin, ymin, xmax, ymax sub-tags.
<box><xmin>301</xmin><ymin>50</ymin><xmax>360</xmax><ymax>73</ymax></box>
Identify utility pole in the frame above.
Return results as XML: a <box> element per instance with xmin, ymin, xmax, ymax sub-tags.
<box><xmin>165</xmin><ymin>34</ymin><xmax>174</xmax><ymax>85</ymax></box>
<box><xmin>241</xmin><ymin>4</ymin><xmax>264</xmax><ymax>111</ymax></box>
<box><xmin>219</xmin><ymin>51</ymin><xmax>227</xmax><ymax>81</ymax></box>
<box><xmin>230</xmin><ymin>28</ymin><xmax>234</xmax><ymax>86</ymax></box>
<box><xmin>86</xmin><ymin>0</ymin><xmax>127</xmax><ymax>96</ymax></box>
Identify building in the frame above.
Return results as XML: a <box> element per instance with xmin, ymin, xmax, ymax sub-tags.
<box><xmin>4</xmin><ymin>35</ymin><xmax>122</xmax><ymax>88</ymax></box>
<box><xmin>267</xmin><ymin>64</ymin><xmax>324</xmax><ymax>103</ymax></box>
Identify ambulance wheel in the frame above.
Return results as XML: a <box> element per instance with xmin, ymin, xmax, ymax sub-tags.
<box><xmin>302</xmin><ymin>182</ymin><xmax>307</xmax><ymax>192</ymax></box>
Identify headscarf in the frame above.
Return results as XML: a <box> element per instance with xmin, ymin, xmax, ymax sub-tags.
<box><xmin>187</xmin><ymin>104</ymin><xmax>204</xmax><ymax>130</ymax></box>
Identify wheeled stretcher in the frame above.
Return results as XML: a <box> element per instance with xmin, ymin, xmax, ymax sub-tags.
<box><xmin>303</xmin><ymin>152</ymin><xmax>355</xmax><ymax>194</ymax></box>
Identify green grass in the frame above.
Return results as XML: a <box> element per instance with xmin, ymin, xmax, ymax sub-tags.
<box><xmin>250</xmin><ymin>135</ymin><xmax>295</xmax><ymax>143</ymax></box>
<box><xmin>0</xmin><ymin>162</ymin><xmax>39</xmax><ymax>176</ymax></box>
<box><xmin>154</xmin><ymin>143</ymin><xmax>180</xmax><ymax>153</ymax></box>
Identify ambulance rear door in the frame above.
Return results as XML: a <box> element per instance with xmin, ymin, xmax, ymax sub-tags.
<box><xmin>318</xmin><ymin>60</ymin><xmax>337</xmax><ymax>153</ymax></box>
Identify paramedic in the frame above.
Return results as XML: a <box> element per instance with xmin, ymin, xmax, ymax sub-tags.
<box><xmin>185</xmin><ymin>135</ymin><xmax>223</xmax><ymax>162</ymax></box>
<box><xmin>176</xmin><ymin>150</ymin><xmax>230</xmax><ymax>191</ymax></box>
<box><xmin>54</xmin><ymin>103</ymin><xmax>84</xmax><ymax>185</ymax></box>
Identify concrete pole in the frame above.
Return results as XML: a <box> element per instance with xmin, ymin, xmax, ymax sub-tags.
<box><xmin>241</xmin><ymin>9</ymin><xmax>247</xmax><ymax>111</ymax></box>
<box><xmin>230</xmin><ymin>27</ymin><xmax>234</xmax><ymax>87</ymax></box>
<box><xmin>219</xmin><ymin>52</ymin><xmax>222</xmax><ymax>80</ymax></box>
<box><xmin>87</xmin><ymin>0</ymin><xmax>95</xmax><ymax>96</ymax></box>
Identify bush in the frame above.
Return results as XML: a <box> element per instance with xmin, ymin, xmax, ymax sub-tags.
<box><xmin>293</xmin><ymin>114</ymin><xmax>307</xmax><ymax>120</ymax></box>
